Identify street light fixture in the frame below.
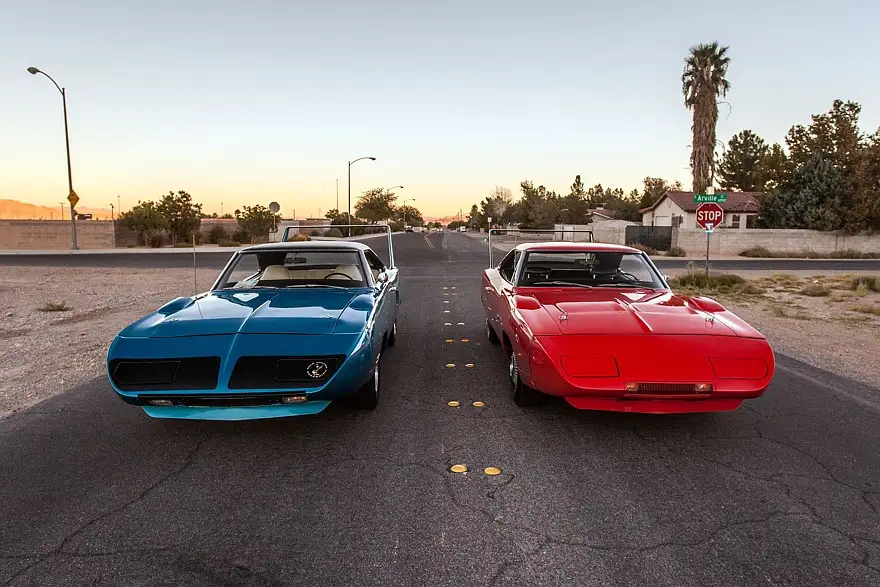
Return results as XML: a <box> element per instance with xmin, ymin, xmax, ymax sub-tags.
<box><xmin>403</xmin><ymin>197</ymin><xmax>415</xmax><ymax>227</ymax></box>
<box><xmin>28</xmin><ymin>66</ymin><xmax>78</xmax><ymax>249</ymax></box>
<box><xmin>347</xmin><ymin>156</ymin><xmax>376</xmax><ymax>236</ymax></box>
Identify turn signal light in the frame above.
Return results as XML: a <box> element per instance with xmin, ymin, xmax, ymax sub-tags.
<box><xmin>281</xmin><ymin>395</ymin><xmax>308</xmax><ymax>404</ymax></box>
<box><xmin>625</xmin><ymin>383</ymin><xmax>639</xmax><ymax>392</ymax></box>
<box><xmin>694</xmin><ymin>383</ymin><xmax>713</xmax><ymax>393</ymax></box>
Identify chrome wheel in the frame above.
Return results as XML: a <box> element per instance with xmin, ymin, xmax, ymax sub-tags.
<box><xmin>373</xmin><ymin>357</ymin><xmax>380</xmax><ymax>394</ymax></box>
<box><xmin>509</xmin><ymin>352</ymin><xmax>518</xmax><ymax>386</ymax></box>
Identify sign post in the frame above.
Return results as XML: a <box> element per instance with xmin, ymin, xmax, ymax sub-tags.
<box><xmin>269</xmin><ymin>201</ymin><xmax>280</xmax><ymax>239</ymax></box>
<box><xmin>696</xmin><ymin>203</ymin><xmax>723</xmax><ymax>278</ymax></box>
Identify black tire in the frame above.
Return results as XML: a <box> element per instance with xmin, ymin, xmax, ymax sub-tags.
<box><xmin>347</xmin><ymin>353</ymin><xmax>380</xmax><ymax>409</ymax></box>
<box><xmin>510</xmin><ymin>351</ymin><xmax>545</xmax><ymax>406</ymax></box>
<box><xmin>487</xmin><ymin>320</ymin><xmax>500</xmax><ymax>345</ymax></box>
<box><xmin>387</xmin><ymin>320</ymin><xmax>397</xmax><ymax>346</ymax></box>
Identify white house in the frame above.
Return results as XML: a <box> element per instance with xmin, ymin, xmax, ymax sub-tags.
<box><xmin>639</xmin><ymin>191</ymin><xmax>763</xmax><ymax>230</ymax></box>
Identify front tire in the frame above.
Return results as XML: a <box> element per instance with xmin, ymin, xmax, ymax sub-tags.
<box><xmin>347</xmin><ymin>353</ymin><xmax>380</xmax><ymax>409</ymax></box>
<box><xmin>487</xmin><ymin>320</ymin><xmax>500</xmax><ymax>345</ymax></box>
<box><xmin>387</xmin><ymin>320</ymin><xmax>397</xmax><ymax>346</ymax></box>
<box><xmin>510</xmin><ymin>351</ymin><xmax>544</xmax><ymax>407</ymax></box>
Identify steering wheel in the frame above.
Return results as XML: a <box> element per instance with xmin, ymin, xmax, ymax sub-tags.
<box><xmin>614</xmin><ymin>271</ymin><xmax>640</xmax><ymax>281</ymax></box>
<box><xmin>325</xmin><ymin>272</ymin><xmax>355</xmax><ymax>280</ymax></box>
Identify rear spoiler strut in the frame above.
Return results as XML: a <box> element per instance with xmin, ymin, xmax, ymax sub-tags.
<box><xmin>280</xmin><ymin>223</ymin><xmax>395</xmax><ymax>268</ymax></box>
<box><xmin>487</xmin><ymin>228</ymin><xmax>594</xmax><ymax>267</ymax></box>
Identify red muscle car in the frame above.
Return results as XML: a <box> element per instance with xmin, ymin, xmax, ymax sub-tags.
<box><xmin>482</xmin><ymin>242</ymin><xmax>775</xmax><ymax>414</ymax></box>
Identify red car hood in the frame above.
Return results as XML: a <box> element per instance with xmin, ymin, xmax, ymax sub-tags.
<box><xmin>515</xmin><ymin>288</ymin><xmax>761</xmax><ymax>338</ymax></box>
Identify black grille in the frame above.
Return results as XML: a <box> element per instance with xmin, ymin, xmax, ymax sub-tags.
<box><xmin>110</xmin><ymin>357</ymin><xmax>221</xmax><ymax>391</ymax></box>
<box><xmin>630</xmin><ymin>383</ymin><xmax>703</xmax><ymax>395</ymax></box>
<box><xmin>138</xmin><ymin>394</ymin><xmax>304</xmax><ymax>407</ymax></box>
<box><xmin>228</xmin><ymin>355</ymin><xmax>345</xmax><ymax>389</ymax></box>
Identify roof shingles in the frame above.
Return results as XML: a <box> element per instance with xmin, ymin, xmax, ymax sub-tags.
<box><xmin>642</xmin><ymin>191</ymin><xmax>763</xmax><ymax>214</ymax></box>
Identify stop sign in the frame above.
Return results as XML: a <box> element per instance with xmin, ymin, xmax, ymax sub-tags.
<box><xmin>696</xmin><ymin>203</ymin><xmax>724</xmax><ymax>230</ymax></box>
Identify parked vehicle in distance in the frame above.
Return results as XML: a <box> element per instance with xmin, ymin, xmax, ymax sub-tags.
<box><xmin>482</xmin><ymin>242</ymin><xmax>775</xmax><ymax>413</ymax></box>
<box><xmin>107</xmin><ymin>229</ymin><xmax>400</xmax><ymax>421</ymax></box>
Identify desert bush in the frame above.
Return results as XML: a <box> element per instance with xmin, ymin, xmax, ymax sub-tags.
<box><xmin>208</xmin><ymin>226</ymin><xmax>228</xmax><ymax>244</ymax></box>
<box><xmin>665</xmin><ymin>246</ymin><xmax>686</xmax><ymax>257</ymax></box>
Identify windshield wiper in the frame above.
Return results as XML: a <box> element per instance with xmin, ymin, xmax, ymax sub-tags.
<box><xmin>284</xmin><ymin>284</ymin><xmax>349</xmax><ymax>290</ymax></box>
<box><xmin>529</xmin><ymin>281</ymin><xmax>593</xmax><ymax>289</ymax></box>
<box><xmin>594</xmin><ymin>282</ymin><xmax>652</xmax><ymax>288</ymax></box>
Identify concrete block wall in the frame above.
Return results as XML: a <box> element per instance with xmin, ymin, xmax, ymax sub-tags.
<box><xmin>672</xmin><ymin>228</ymin><xmax>880</xmax><ymax>256</ymax></box>
<box><xmin>0</xmin><ymin>220</ymin><xmax>116</xmax><ymax>250</ymax></box>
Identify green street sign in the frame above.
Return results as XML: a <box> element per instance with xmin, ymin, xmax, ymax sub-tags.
<box><xmin>693</xmin><ymin>193</ymin><xmax>728</xmax><ymax>204</ymax></box>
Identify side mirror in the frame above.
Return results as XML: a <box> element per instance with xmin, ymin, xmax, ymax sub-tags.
<box><xmin>376</xmin><ymin>271</ymin><xmax>389</xmax><ymax>285</ymax></box>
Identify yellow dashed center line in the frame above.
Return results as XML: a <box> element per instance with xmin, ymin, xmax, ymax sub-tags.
<box><xmin>450</xmin><ymin>464</ymin><xmax>467</xmax><ymax>473</ymax></box>
<box><xmin>484</xmin><ymin>467</ymin><xmax>501</xmax><ymax>476</ymax></box>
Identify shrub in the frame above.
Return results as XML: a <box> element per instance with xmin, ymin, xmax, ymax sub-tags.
<box><xmin>324</xmin><ymin>227</ymin><xmax>343</xmax><ymax>238</ymax></box>
<box><xmin>208</xmin><ymin>226</ymin><xmax>228</xmax><ymax>244</ymax></box>
<box><xmin>218</xmin><ymin>240</ymin><xmax>241</xmax><ymax>247</ymax></box>
<box><xmin>848</xmin><ymin>276</ymin><xmax>880</xmax><ymax>292</ymax></box>
<box><xmin>849</xmin><ymin>305</ymin><xmax>880</xmax><ymax>316</ymax></box>
<box><xmin>173</xmin><ymin>242</ymin><xmax>193</xmax><ymax>248</ymax></box>
<box><xmin>38</xmin><ymin>301</ymin><xmax>72</xmax><ymax>312</ymax></box>
<box><xmin>629</xmin><ymin>243</ymin><xmax>658</xmax><ymax>255</ymax></box>
<box><xmin>665</xmin><ymin>246</ymin><xmax>687</xmax><ymax>257</ymax></box>
<box><xmin>232</xmin><ymin>229</ymin><xmax>250</xmax><ymax>243</ymax></box>
<box><xmin>800</xmin><ymin>284</ymin><xmax>831</xmax><ymax>297</ymax></box>
<box><xmin>739</xmin><ymin>246</ymin><xmax>773</xmax><ymax>258</ymax></box>
<box><xmin>146</xmin><ymin>233</ymin><xmax>165</xmax><ymax>248</ymax></box>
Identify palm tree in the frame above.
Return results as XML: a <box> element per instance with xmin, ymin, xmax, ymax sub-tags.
<box><xmin>682</xmin><ymin>42</ymin><xmax>731</xmax><ymax>194</ymax></box>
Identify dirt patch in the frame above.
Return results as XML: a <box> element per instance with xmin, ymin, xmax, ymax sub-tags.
<box><xmin>0</xmin><ymin>266</ymin><xmax>217</xmax><ymax>418</ymax></box>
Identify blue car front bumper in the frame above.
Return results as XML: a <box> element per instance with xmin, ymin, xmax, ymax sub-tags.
<box><xmin>107</xmin><ymin>332</ymin><xmax>375</xmax><ymax>420</ymax></box>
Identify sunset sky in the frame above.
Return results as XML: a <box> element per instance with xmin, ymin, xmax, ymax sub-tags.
<box><xmin>1</xmin><ymin>0</ymin><xmax>879</xmax><ymax>218</ymax></box>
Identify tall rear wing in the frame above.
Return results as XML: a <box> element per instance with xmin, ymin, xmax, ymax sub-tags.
<box><xmin>280</xmin><ymin>223</ymin><xmax>395</xmax><ymax>268</ymax></box>
<box><xmin>487</xmin><ymin>228</ymin><xmax>594</xmax><ymax>267</ymax></box>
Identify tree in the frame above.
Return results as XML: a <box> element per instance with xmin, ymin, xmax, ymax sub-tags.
<box><xmin>120</xmin><ymin>201</ymin><xmax>167</xmax><ymax>246</ymax></box>
<box><xmin>466</xmin><ymin>204</ymin><xmax>483</xmax><ymax>228</ymax></box>
<box><xmin>393</xmin><ymin>204</ymin><xmax>424</xmax><ymax>226</ymax></box>
<box><xmin>486</xmin><ymin>186</ymin><xmax>513</xmax><ymax>224</ymax></box>
<box><xmin>782</xmin><ymin>100</ymin><xmax>874</xmax><ymax>230</ymax></box>
<box><xmin>760</xmin><ymin>154</ymin><xmax>849</xmax><ymax>231</ymax></box>
<box><xmin>236</xmin><ymin>205</ymin><xmax>279</xmax><ymax>243</ymax></box>
<box><xmin>682</xmin><ymin>41</ymin><xmax>731</xmax><ymax>194</ymax></box>
<box><xmin>762</xmin><ymin>143</ymin><xmax>792</xmax><ymax>190</ymax></box>
<box><xmin>717</xmin><ymin>130</ymin><xmax>771</xmax><ymax>191</ymax></box>
<box><xmin>355</xmin><ymin>188</ymin><xmax>397</xmax><ymax>223</ymax></box>
<box><xmin>156</xmin><ymin>190</ymin><xmax>202</xmax><ymax>244</ymax></box>
<box><xmin>639</xmin><ymin>177</ymin><xmax>683</xmax><ymax>209</ymax></box>
<box><xmin>331</xmin><ymin>212</ymin><xmax>367</xmax><ymax>236</ymax></box>
<box><xmin>325</xmin><ymin>209</ymin><xmax>341</xmax><ymax>220</ymax></box>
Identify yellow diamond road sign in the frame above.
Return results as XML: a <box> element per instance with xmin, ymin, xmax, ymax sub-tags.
<box><xmin>67</xmin><ymin>190</ymin><xmax>79</xmax><ymax>207</ymax></box>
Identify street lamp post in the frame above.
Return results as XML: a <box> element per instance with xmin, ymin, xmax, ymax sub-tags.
<box><xmin>28</xmin><ymin>66</ymin><xmax>78</xmax><ymax>249</ymax></box>
<box><xmin>403</xmin><ymin>197</ymin><xmax>415</xmax><ymax>227</ymax></box>
<box><xmin>347</xmin><ymin>156</ymin><xmax>376</xmax><ymax>236</ymax></box>
<box><xmin>336</xmin><ymin>178</ymin><xmax>339</xmax><ymax>213</ymax></box>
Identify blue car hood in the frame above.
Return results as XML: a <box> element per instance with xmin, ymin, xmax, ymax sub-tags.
<box><xmin>120</xmin><ymin>288</ymin><xmax>375</xmax><ymax>338</ymax></box>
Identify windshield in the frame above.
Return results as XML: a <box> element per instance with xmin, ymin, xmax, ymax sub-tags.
<box><xmin>215</xmin><ymin>249</ymin><xmax>369</xmax><ymax>290</ymax></box>
<box><xmin>517</xmin><ymin>250</ymin><xmax>665</xmax><ymax>289</ymax></box>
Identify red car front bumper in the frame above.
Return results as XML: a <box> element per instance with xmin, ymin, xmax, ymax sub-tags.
<box><xmin>524</xmin><ymin>334</ymin><xmax>775</xmax><ymax>414</ymax></box>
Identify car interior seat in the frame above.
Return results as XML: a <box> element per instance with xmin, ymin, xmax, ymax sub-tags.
<box><xmin>260</xmin><ymin>265</ymin><xmax>290</xmax><ymax>281</ymax></box>
<box><xmin>328</xmin><ymin>265</ymin><xmax>363</xmax><ymax>281</ymax></box>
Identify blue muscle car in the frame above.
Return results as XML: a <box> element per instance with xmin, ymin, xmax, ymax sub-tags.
<box><xmin>106</xmin><ymin>234</ymin><xmax>400</xmax><ymax>420</ymax></box>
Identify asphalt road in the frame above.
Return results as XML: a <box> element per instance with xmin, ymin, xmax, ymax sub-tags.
<box><xmin>2</xmin><ymin>232</ymin><xmax>879</xmax><ymax>586</ymax></box>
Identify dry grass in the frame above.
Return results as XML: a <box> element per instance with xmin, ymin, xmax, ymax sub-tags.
<box><xmin>848</xmin><ymin>276</ymin><xmax>880</xmax><ymax>292</ymax></box>
<box><xmin>800</xmin><ymin>284</ymin><xmax>831</xmax><ymax>297</ymax></box>
<box><xmin>669</xmin><ymin>272</ymin><xmax>765</xmax><ymax>296</ymax></box>
<box><xmin>849</xmin><ymin>305</ymin><xmax>880</xmax><ymax>316</ymax></box>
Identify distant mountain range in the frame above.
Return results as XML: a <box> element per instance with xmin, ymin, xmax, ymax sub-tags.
<box><xmin>1</xmin><ymin>199</ymin><xmax>114</xmax><ymax>220</ymax></box>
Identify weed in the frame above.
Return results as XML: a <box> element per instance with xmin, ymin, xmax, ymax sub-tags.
<box><xmin>38</xmin><ymin>301</ymin><xmax>72</xmax><ymax>312</ymax></box>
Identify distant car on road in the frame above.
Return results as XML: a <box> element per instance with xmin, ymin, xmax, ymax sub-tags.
<box><xmin>405</xmin><ymin>225</ymin><xmax>414</xmax><ymax>233</ymax></box>
<box><xmin>482</xmin><ymin>242</ymin><xmax>775</xmax><ymax>413</ymax></box>
<box><xmin>107</xmin><ymin>231</ymin><xmax>400</xmax><ymax>421</ymax></box>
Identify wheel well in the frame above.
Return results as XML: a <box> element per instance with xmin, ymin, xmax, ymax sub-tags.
<box><xmin>501</xmin><ymin>332</ymin><xmax>512</xmax><ymax>355</ymax></box>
